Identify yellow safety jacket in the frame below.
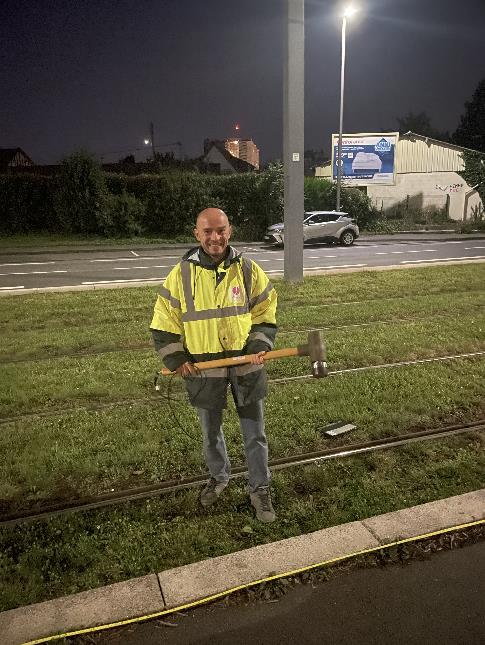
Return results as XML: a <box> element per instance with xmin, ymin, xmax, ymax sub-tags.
<box><xmin>150</xmin><ymin>246</ymin><xmax>277</xmax><ymax>409</ymax></box>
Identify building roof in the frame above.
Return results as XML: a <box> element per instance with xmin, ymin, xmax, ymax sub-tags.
<box><xmin>402</xmin><ymin>132</ymin><xmax>485</xmax><ymax>156</ymax></box>
<box><xmin>0</xmin><ymin>147</ymin><xmax>34</xmax><ymax>169</ymax></box>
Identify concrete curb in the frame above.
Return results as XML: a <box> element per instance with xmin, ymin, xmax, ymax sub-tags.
<box><xmin>1</xmin><ymin>489</ymin><xmax>484</xmax><ymax>645</ymax></box>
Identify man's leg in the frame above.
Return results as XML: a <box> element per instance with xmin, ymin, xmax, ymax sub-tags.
<box><xmin>237</xmin><ymin>399</ymin><xmax>275</xmax><ymax>522</ymax></box>
<box><xmin>197</xmin><ymin>407</ymin><xmax>230</xmax><ymax>506</ymax></box>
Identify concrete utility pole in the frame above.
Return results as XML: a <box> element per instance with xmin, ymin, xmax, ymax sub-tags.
<box><xmin>283</xmin><ymin>0</ymin><xmax>304</xmax><ymax>282</ymax></box>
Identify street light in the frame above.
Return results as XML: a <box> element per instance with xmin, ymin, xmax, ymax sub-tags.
<box><xmin>336</xmin><ymin>5</ymin><xmax>358</xmax><ymax>212</ymax></box>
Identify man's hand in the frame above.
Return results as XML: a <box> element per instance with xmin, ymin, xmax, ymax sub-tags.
<box><xmin>175</xmin><ymin>361</ymin><xmax>198</xmax><ymax>377</ymax></box>
<box><xmin>249</xmin><ymin>351</ymin><xmax>266</xmax><ymax>365</ymax></box>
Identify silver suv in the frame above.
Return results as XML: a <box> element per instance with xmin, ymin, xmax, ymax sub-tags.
<box><xmin>263</xmin><ymin>211</ymin><xmax>359</xmax><ymax>247</ymax></box>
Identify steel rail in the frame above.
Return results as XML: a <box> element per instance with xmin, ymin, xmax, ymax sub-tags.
<box><xmin>1</xmin><ymin>350</ymin><xmax>485</xmax><ymax>426</ymax></box>
<box><xmin>270</xmin><ymin>351</ymin><xmax>485</xmax><ymax>383</ymax></box>
<box><xmin>4</xmin><ymin>305</ymin><xmax>485</xmax><ymax>365</ymax></box>
<box><xmin>1</xmin><ymin>420</ymin><xmax>484</xmax><ymax>528</ymax></box>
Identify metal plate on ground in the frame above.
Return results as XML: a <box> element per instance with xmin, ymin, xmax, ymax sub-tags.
<box><xmin>322</xmin><ymin>421</ymin><xmax>357</xmax><ymax>437</ymax></box>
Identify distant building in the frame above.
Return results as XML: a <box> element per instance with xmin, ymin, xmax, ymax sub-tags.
<box><xmin>202</xmin><ymin>140</ymin><xmax>256</xmax><ymax>173</ymax></box>
<box><xmin>224</xmin><ymin>138</ymin><xmax>260</xmax><ymax>170</ymax></box>
<box><xmin>0</xmin><ymin>147</ymin><xmax>34</xmax><ymax>171</ymax></box>
<box><xmin>315</xmin><ymin>132</ymin><xmax>484</xmax><ymax>221</ymax></box>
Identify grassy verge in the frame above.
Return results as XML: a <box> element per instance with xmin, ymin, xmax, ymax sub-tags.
<box><xmin>0</xmin><ymin>233</ymin><xmax>193</xmax><ymax>249</ymax></box>
<box><xmin>1</xmin><ymin>265</ymin><xmax>484</xmax><ymax>611</ymax></box>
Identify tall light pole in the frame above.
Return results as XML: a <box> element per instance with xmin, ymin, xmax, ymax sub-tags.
<box><xmin>336</xmin><ymin>6</ymin><xmax>357</xmax><ymax>212</ymax></box>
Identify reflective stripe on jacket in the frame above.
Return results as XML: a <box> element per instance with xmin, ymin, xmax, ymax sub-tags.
<box><xmin>150</xmin><ymin>246</ymin><xmax>277</xmax><ymax>409</ymax></box>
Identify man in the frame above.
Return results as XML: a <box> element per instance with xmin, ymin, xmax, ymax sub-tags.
<box><xmin>150</xmin><ymin>208</ymin><xmax>278</xmax><ymax>522</ymax></box>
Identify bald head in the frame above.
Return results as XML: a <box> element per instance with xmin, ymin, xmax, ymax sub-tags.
<box><xmin>194</xmin><ymin>208</ymin><xmax>232</xmax><ymax>263</ymax></box>
<box><xmin>196</xmin><ymin>208</ymin><xmax>228</xmax><ymax>228</ymax></box>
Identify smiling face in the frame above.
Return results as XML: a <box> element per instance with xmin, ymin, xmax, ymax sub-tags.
<box><xmin>194</xmin><ymin>208</ymin><xmax>232</xmax><ymax>263</ymax></box>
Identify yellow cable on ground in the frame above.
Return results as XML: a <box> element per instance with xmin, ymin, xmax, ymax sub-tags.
<box><xmin>22</xmin><ymin>518</ymin><xmax>485</xmax><ymax>645</ymax></box>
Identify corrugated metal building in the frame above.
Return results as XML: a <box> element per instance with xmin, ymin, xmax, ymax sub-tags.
<box><xmin>316</xmin><ymin>132</ymin><xmax>483</xmax><ymax>221</ymax></box>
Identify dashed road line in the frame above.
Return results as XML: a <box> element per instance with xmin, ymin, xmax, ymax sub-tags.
<box><xmin>82</xmin><ymin>278</ymin><xmax>163</xmax><ymax>285</ymax></box>
<box><xmin>0</xmin><ymin>270</ymin><xmax>68</xmax><ymax>276</ymax></box>
<box><xmin>90</xmin><ymin>257</ymin><xmax>165</xmax><ymax>263</ymax></box>
<box><xmin>0</xmin><ymin>261</ymin><xmax>56</xmax><ymax>267</ymax></box>
<box><xmin>113</xmin><ymin>265</ymin><xmax>169</xmax><ymax>270</ymax></box>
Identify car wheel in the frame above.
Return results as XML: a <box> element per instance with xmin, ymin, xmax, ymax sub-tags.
<box><xmin>339</xmin><ymin>230</ymin><xmax>355</xmax><ymax>246</ymax></box>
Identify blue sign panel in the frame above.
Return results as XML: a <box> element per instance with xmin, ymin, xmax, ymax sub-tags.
<box><xmin>332</xmin><ymin>133</ymin><xmax>398</xmax><ymax>185</ymax></box>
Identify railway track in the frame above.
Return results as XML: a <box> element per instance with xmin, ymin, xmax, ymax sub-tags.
<box><xmin>2</xmin><ymin>419</ymin><xmax>484</xmax><ymax>528</ymax></box>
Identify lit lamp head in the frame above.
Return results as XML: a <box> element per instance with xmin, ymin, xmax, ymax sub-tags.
<box><xmin>343</xmin><ymin>5</ymin><xmax>358</xmax><ymax>18</ymax></box>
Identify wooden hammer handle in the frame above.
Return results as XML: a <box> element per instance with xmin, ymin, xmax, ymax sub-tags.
<box><xmin>160</xmin><ymin>346</ymin><xmax>303</xmax><ymax>376</ymax></box>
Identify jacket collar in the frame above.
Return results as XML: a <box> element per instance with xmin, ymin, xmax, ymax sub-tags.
<box><xmin>183</xmin><ymin>246</ymin><xmax>242</xmax><ymax>269</ymax></box>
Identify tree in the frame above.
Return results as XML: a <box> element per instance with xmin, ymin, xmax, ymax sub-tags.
<box><xmin>459</xmin><ymin>150</ymin><xmax>485</xmax><ymax>212</ymax></box>
<box><xmin>452</xmin><ymin>78</ymin><xmax>485</xmax><ymax>153</ymax></box>
<box><xmin>396</xmin><ymin>111</ymin><xmax>450</xmax><ymax>141</ymax></box>
<box><xmin>53</xmin><ymin>151</ymin><xmax>107</xmax><ymax>234</ymax></box>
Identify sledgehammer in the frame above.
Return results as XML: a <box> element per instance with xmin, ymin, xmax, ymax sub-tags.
<box><xmin>159</xmin><ymin>330</ymin><xmax>328</xmax><ymax>378</ymax></box>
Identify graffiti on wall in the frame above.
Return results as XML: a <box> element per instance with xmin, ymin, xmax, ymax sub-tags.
<box><xmin>435</xmin><ymin>183</ymin><xmax>463</xmax><ymax>193</ymax></box>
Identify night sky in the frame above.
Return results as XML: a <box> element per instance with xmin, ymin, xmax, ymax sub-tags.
<box><xmin>2</xmin><ymin>0</ymin><xmax>484</xmax><ymax>165</ymax></box>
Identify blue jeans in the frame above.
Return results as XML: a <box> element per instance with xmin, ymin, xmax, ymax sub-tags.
<box><xmin>197</xmin><ymin>399</ymin><xmax>270</xmax><ymax>493</ymax></box>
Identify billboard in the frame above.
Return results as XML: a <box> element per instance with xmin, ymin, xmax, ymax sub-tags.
<box><xmin>332</xmin><ymin>132</ymin><xmax>398</xmax><ymax>185</ymax></box>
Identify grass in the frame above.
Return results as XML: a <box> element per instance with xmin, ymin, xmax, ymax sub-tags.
<box><xmin>1</xmin><ymin>264</ymin><xmax>484</xmax><ymax>611</ymax></box>
<box><xmin>0</xmin><ymin>233</ymin><xmax>194</xmax><ymax>248</ymax></box>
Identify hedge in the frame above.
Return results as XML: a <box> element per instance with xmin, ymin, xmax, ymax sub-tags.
<box><xmin>0</xmin><ymin>155</ymin><xmax>377</xmax><ymax>238</ymax></box>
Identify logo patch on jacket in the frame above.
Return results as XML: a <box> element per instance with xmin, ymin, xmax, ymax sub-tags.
<box><xmin>230</xmin><ymin>285</ymin><xmax>243</xmax><ymax>303</ymax></box>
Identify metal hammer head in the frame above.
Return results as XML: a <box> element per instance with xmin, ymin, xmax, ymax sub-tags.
<box><xmin>307</xmin><ymin>330</ymin><xmax>328</xmax><ymax>378</ymax></box>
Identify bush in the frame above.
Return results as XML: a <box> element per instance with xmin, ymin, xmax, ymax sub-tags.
<box><xmin>96</xmin><ymin>192</ymin><xmax>144</xmax><ymax>237</ymax></box>
<box><xmin>53</xmin><ymin>151</ymin><xmax>107</xmax><ymax>234</ymax></box>
<box><xmin>0</xmin><ymin>174</ymin><xmax>56</xmax><ymax>234</ymax></box>
<box><xmin>304</xmin><ymin>177</ymin><xmax>379</xmax><ymax>229</ymax></box>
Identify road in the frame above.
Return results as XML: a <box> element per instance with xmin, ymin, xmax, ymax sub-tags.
<box><xmin>1</xmin><ymin>237</ymin><xmax>485</xmax><ymax>293</ymax></box>
<box><xmin>79</xmin><ymin>539</ymin><xmax>485</xmax><ymax>645</ymax></box>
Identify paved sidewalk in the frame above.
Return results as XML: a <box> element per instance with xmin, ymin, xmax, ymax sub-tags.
<box><xmin>1</xmin><ymin>489</ymin><xmax>484</xmax><ymax>645</ymax></box>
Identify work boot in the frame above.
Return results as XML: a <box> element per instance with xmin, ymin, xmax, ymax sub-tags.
<box><xmin>200</xmin><ymin>478</ymin><xmax>228</xmax><ymax>507</ymax></box>
<box><xmin>250</xmin><ymin>486</ymin><xmax>276</xmax><ymax>523</ymax></box>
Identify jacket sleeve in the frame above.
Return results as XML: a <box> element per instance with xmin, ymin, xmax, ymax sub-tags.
<box><xmin>150</xmin><ymin>265</ymin><xmax>190</xmax><ymax>371</ymax></box>
<box><xmin>245</xmin><ymin>260</ymin><xmax>278</xmax><ymax>354</ymax></box>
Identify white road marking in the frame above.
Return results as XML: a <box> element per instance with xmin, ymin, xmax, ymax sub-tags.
<box><xmin>401</xmin><ymin>255</ymin><xmax>485</xmax><ymax>264</ymax></box>
<box><xmin>305</xmin><ymin>264</ymin><xmax>367</xmax><ymax>270</ymax></box>
<box><xmin>0</xmin><ymin>285</ymin><xmax>24</xmax><ymax>290</ymax></box>
<box><xmin>266</xmin><ymin>263</ymin><xmax>367</xmax><ymax>273</ymax></box>
<box><xmin>0</xmin><ymin>261</ymin><xmax>56</xmax><ymax>267</ymax></box>
<box><xmin>130</xmin><ymin>251</ymin><xmax>139</xmax><ymax>257</ymax></box>
<box><xmin>113</xmin><ymin>265</ymin><xmax>169</xmax><ymax>270</ymax></box>
<box><xmin>390</xmin><ymin>251</ymin><xmax>405</xmax><ymax>254</ymax></box>
<box><xmin>307</xmin><ymin>255</ymin><xmax>337</xmax><ymax>259</ymax></box>
<box><xmin>408</xmin><ymin>249</ymin><xmax>438</xmax><ymax>253</ymax></box>
<box><xmin>82</xmin><ymin>278</ymin><xmax>163</xmax><ymax>285</ymax></box>
<box><xmin>376</xmin><ymin>252</ymin><xmax>388</xmax><ymax>255</ymax></box>
<box><xmin>0</xmin><ymin>270</ymin><xmax>68</xmax><ymax>276</ymax></box>
<box><xmin>465</xmin><ymin>246</ymin><xmax>485</xmax><ymax>250</ymax></box>
<box><xmin>90</xmin><ymin>256</ymin><xmax>167</xmax><ymax>263</ymax></box>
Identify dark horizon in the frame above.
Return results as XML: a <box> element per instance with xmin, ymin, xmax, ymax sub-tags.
<box><xmin>1</xmin><ymin>0</ymin><xmax>484</xmax><ymax>165</ymax></box>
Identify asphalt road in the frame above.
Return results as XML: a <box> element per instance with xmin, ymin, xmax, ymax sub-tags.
<box><xmin>1</xmin><ymin>237</ymin><xmax>485</xmax><ymax>293</ymax></box>
<box><xmin>80</xmin><ymin>539</ymin><xmax>485</xmax><ymax>645</ymax></box>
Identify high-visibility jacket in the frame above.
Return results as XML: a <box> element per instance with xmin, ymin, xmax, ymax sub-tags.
<box><xmin>150</xmin><ymin>246</ymin><xmax>277</xmax><ymax>409</ymax></box>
